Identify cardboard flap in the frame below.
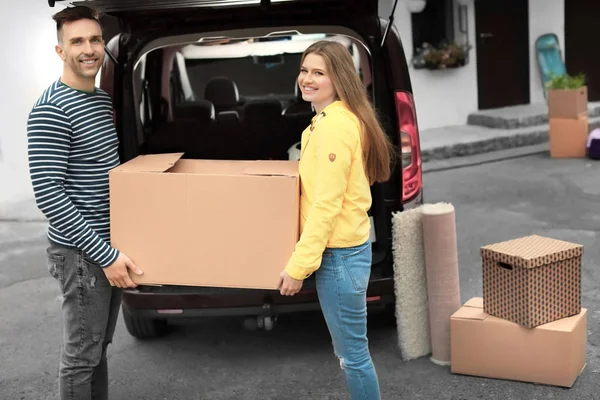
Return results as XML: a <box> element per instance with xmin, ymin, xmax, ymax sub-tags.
<box><xmin>451</xmin><ymin>298</ymin><xmax>488</xmax><ymax>321</ymax></box>
<box><xmin>464</xmin><ymin>297</ymin><xmax>483</xmax><ymax>308</ymax></box>
<box><xmin>452</xmin><ymin>306</ymin><xmax>488</xmax><ymax>321</ymax></box>
<box><xmin>113</xmin><ymin>153</ymin><xmax>184</xmax><ymax>173</ymax></box>
<box><xmin>242</xmin><ymin>161</ymin><xmax>299</xmax><ymax>177</ymax></box>
<box><xmin>480</xmin><ymin>235</ymin><xmax>583</xmax><ymax>268</ymax></box>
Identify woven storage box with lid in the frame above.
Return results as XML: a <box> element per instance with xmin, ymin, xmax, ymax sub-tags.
<box><xmin>481</xmin><ymin>235</ymin><xmax>582</xmax><ymax>328</ymax></box>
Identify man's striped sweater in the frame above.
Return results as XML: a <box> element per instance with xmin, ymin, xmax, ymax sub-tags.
<box><xmin>27</xmin><ymin>79</ymin><xmax>121</xmax><ymax>267</ymax></box>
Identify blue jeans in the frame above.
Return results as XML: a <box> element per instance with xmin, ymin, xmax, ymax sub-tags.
<box><xmin>47</xmin><ymin>242</ymin><xmax>122</xmax><ymax>400</ymax></box>
<box><xmin>316</xmin><ymin>240</ymin><xmax>381</xmax><ymax>400</ymax></box>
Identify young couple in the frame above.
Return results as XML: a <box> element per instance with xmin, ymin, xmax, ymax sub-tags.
<box><xmin>29</xmin><ymin>6</ymin><xmax>392</xmax><ymax>400</ymax></box>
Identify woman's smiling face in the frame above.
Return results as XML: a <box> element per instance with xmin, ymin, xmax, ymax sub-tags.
<box><xmin>298</xmin><ymin>53</ymin><xmax>337</xmax><ymax>113</ymax></box>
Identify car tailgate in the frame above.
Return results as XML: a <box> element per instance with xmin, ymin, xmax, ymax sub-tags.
<box><xmin>49</xmin><ymin>0</ymin><xmax>378</xmax><ymax>30</ymax></box>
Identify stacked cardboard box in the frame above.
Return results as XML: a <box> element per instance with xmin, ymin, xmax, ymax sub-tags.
<box><xmin>548</xmin><ymin>86</ymin><xmax>589</xmax><ymax>158</ymax></box>
<box><xmin>450</xmin><ymin>235</ymin><xmax>587</xmax><ymax>388</ymax></box>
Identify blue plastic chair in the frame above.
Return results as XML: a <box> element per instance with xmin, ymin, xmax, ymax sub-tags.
<box><xmin>535</xmin><ymin>33</ymin><xmax>567</xmax><ymax>98</ymax></box>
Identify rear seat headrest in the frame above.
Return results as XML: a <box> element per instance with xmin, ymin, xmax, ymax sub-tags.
<box><xmin>204</xmin><ymin>77</ymin><xmax>240</xmax><ymax>109</ymax></box>
<box><xmin>243</xmin><ymin>99</ymin><xmax>283</xmax><ymax>122</ymax></box>
<box><xmin>173</xmin><ymin>100</ymin><xmax>215</xmax><ymax>121</ymax></box>
<box><xmin>217</xmin><ymin>110</ymin><xmax>240</xmax><ymax>123</ymax></box>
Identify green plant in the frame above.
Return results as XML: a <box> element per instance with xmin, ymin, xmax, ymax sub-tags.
<box><xmin>421</xmin><ymin>42</ymin><xmax>468</xmax><ymax>69</ymax></box>
<box><xmin>546</xmin><ymin>73</ymin><xmax>586</xmax><ymax>90</ymax></box>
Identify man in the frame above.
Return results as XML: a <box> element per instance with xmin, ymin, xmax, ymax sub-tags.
<box><xmin>27</xmin><ymin>6</ymin><xmax>143</xmax><ymax>399</ymax></box>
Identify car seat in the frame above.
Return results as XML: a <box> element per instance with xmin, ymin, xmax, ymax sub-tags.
<box><xmin>288</xmin><ymin>142</ymin><xmax>301</xmax><ymax>161</ymax></box>
<box><xmin>204</xmin><ymin>76</ymin><xmax>240</xmax><ymax>114</ymax></box>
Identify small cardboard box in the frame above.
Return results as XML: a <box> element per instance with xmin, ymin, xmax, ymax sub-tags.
<box><xmin>481</xmin><ymin>235</ymin><xmax>582</xmax><ymax>328</ymax></box>
<box><xmin>549</xmin><ymin>115</ymin><xmax>589</xmax><ymax>158</ymax></box>
<box><xmin>547</xmin><ymin>86</ymin><xmax>588</xmax><ymax>119</ymax></box>
<box><xmin>109</xmin><ymin>153</ymin><xmax>300</xmax><ymax>289</ymax></box>
<box><xmin>451</xmin><ymin>297</ymin><xmax>587</xmax><ymax>388</ymax></box>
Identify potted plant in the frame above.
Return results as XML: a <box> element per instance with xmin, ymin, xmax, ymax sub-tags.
<box><xmin>546</xmin><ymin>73</ymin><xmax>587</xmax><ymax>119</ymax></box>
<box><xmin>418</xmin><ymin>42</ymin><xmax>469</xmax><ymax>70</ymax></box>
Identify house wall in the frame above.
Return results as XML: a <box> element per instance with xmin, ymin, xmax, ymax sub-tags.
<box><xmin>380</xmin><ymin>0</ymin><xmax>565</xmax><ymax>130</ymax></box>
<box><xmin>379</xmin><ymin>0</ymin><xmax>478</xmax><ymax>131</ymax></box>
<box><xmin>0</xmin><ymin>0</ymin><xmax>66</xmax><ymax>220</ymax></box>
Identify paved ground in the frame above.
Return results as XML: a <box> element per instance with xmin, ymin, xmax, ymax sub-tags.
<box><xmin>0</xmin><ymin>153</ymin><xmax>598</xmax><ymax>399</ymax></box>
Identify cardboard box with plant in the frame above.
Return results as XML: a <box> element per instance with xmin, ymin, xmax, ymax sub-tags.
<box><xmin>546</xmin><ymin>73</ymin><xmax>587</xmax><ymax>119</ymax></box>
<box><xmin>546</xmin><ymin>73</ymin><xmax>589</xmax><ymax>158</ymax></box>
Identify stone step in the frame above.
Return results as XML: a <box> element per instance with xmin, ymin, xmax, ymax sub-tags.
<box><xmin>420</xmin><ymin>115</ymin><xmax>600</xmax><ymax>163</ymax></box>
<box><xmin>467</xmin><ymin>102</ymin><xmax>600</xmax><ymax>130</ymax></box>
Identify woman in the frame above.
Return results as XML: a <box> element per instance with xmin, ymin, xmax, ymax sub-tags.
<box><xmin>277</xmin><ymin>40</ymin><xmax>392</xmax><ymax>400</ymax></box>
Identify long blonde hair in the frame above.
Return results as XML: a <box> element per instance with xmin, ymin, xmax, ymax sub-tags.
<box><xmin>301</xmin><ymin>40</ymin><xmax>392</xmax><ymax>184</ymax></box>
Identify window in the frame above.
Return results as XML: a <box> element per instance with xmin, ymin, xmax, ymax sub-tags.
<box><xmin>411</xmin><ymin>0</ymin><xmax>455</xmax><ymax>53</ymax></box>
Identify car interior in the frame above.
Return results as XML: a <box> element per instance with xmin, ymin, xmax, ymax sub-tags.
<box><xmin>131</xmin><ymin>32</ymin><xmax>375</xmax><ymax>163</ymax></box>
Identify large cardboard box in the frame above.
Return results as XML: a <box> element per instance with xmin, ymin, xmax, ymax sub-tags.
<box><xmin>109</xmin><ymin>153</ymin><xmax>300</xmax><ymax>289</ymax></box>
<box><xmin>547</xmin><ymin>86</ymin><xmax>587</xmax><ymax>119</ymax></box>
<box><xmin>451</xmin><ymin>297</ymin><xmax>587</xmax><ymax>388</ymax></box>
<box><xmin>549</xmin><ymin>115</ymin><xmax>589</xmax><ymax>158</ymax></box>
<box><xmin>481</xmin><ymin>235</ymin><xmax>582</xmax><ymax>328</ymax></box>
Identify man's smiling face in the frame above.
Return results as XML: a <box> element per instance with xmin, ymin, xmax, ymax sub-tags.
<box><xmin>56</xmin><ymin>18</ymin><xmax>105</xmax><ymax>81</ymax></box>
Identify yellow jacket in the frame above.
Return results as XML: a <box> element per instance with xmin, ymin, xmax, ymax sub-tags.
<box><xmin>284</xmin><ymin>101</ymin><xmax>372</xmax><ymax>280</ymax></box>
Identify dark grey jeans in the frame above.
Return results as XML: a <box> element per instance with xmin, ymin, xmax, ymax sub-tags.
<box><xmin>46</xmin><ymin>242</ymin><xmax>122</xmax><ymax>400</ymax></box>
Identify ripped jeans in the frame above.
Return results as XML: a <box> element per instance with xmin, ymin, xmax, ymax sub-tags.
<box><xmin>315</xmin><ymin>240</ymin><xmax>381</xmax><ymax>400</ymax></box>
<box><xmin>46</xmin><ymin>242</ymin><xmax>122</xmax><ymax>400</ymax></box>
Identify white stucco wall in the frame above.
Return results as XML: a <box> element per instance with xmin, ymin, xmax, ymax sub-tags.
<box><xmin>379</xmin><ymin>0</ymin><xmax>478</xmax><ymax>131</ymax></box>
<box><xmin>380</xmin><ymin>0</ymin><xmax>566</xmax><ymax>128</ymax></box>
<box><xmin>0</xmin><ymin>1</ymin><xmax>66</xmax><ymax>220</ymax></box>
<box><xmin>528</xmin><ymin>0</ymin><xmax>565</xmax><ymax>104</ymax></box>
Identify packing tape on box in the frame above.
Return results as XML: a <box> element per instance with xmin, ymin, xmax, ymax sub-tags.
<box><xmin>421</xmin><ymin>202</ymin><xmax>462</xmax><ymax>366</ymax></box>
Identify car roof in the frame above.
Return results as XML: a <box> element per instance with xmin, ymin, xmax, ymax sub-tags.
<box><xmin>50</xmin><ymin>0</ymin><xmax>377</xmax><ymax>15</ymax></box>
<box><xmin>180</xmin><ymin>34</ymin><xmax>352</xmax><ymax>59</ymax></box>
<box><xmin>50</xmin><ymin>0</ymin><xmax>380</xmax><ymax>34</ymax></box>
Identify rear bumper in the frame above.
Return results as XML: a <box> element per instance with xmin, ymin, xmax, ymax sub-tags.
<box><xmin>122</xmin><ymin>277</ymin><xmax>395</xmax><ymax>319</ymax></box>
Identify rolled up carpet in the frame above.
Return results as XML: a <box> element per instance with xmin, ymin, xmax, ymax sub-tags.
<box><xmin>421</xmin><ymin>202</ymin><xmax>461</xmax><ymax>366</ymax></box>
<box><xmin>391</xmin><ymin>207</ymin><xmax>432</xmax><ymax>361</ymax></box>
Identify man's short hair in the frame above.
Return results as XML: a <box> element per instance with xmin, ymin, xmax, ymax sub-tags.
<box><xmin>52</xmin><ymin>6</ymin><xmax>101</xmax><ymax>42</ymax></box>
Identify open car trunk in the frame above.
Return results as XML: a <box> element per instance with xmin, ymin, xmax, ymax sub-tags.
<box><xmin>139</xmin><ymin>44</ymin><xmax>392</xmax><ymax>274</ymax></box>
<box><xmin>54</xmin><ymin>0</ymin><xmax>401</xmax><ymax>286</ymax></box>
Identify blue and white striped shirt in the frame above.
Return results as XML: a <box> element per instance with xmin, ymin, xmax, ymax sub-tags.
<box><xmin>27</xmin><ymin>79</ymin><xmax>120</xmax><ymax>267</ymax></box>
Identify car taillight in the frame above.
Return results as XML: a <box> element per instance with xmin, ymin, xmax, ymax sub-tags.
<box><xmin>395</xmin><ymin>91</ymin><xmax>422</xmax><ymax>203</ymax></box>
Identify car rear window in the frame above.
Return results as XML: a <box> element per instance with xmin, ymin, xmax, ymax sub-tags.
<box><xmin>131</xmin><ymin>30</ymin><xmax>374</xmax><ymax>161</ymax></box>
<box><xmin>133</xmin><ymin>32</ymin><xmax>372</xmax><ymax>119</ymax></box>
